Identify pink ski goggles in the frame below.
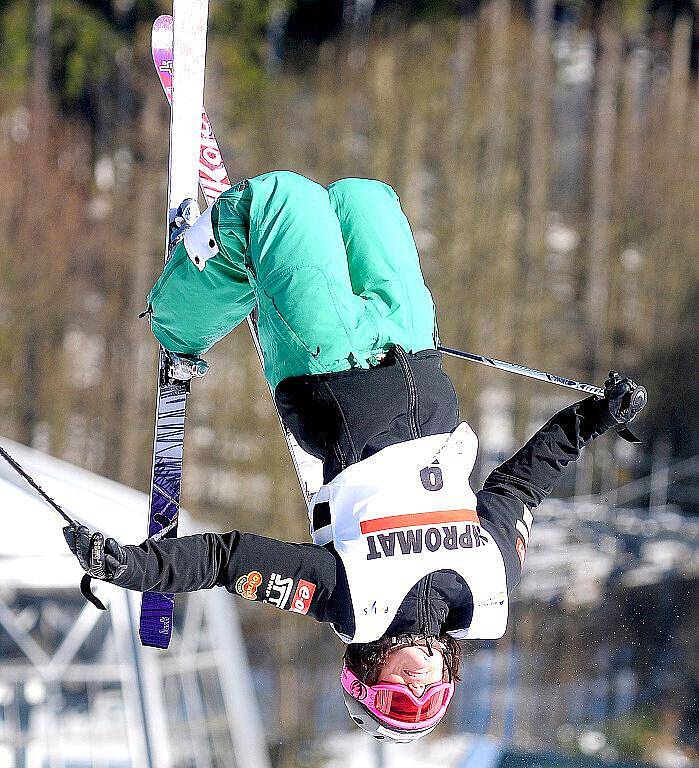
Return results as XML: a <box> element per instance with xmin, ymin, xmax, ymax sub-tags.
<box><xmin>341</xmin><ymin>665</ymin><xmax>455</xmax><ymax>730</ymax></box>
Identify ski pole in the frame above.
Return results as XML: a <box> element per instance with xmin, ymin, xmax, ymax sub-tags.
<box><xmin>438</xmin><ymin>345</ymin><xmax>604</xmax><ymax>396</ymax></box>
<box><xmin>438</xmin><ymin>345</ymin><xmax>647</xmax><ymax>443</ymax></box>
<box><xmin>0</xmin><ymin>444</ymin><xmax>108</xmax><ymax>608</ymax></box>
<box><xmin>0</xmin><ymin>444</ymin><xmax>78</xmax><ymax>527</ymax></box>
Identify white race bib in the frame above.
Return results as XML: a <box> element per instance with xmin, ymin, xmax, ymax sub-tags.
<box><xmin>309</xmin><ymin>424</ymin><xmax>509</xmax><ymax>643</ymax></box>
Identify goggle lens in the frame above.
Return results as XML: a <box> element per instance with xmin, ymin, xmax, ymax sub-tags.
<box><xmin>373</xmin><ymin>686</ymin><xmax>451</xmax><ymax>723</ymax></box>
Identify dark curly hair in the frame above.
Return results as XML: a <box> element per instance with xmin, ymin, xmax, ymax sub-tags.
<box><xmin>344</xmin><ymin>634</ymin><xmax>465</xmax><ymax>686</ymax></box>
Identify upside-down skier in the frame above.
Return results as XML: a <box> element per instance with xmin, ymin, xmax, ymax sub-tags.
<box><xmin>64</xmin><ymin>171</ymin><xmax>646</xmax><ymax>743</ymax></box>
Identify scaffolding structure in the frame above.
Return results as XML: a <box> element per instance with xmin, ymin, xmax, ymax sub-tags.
<box><xmin>0</xmin><ymin>438</ymin><xmax>270</xmax><ymax>768</ymax></box>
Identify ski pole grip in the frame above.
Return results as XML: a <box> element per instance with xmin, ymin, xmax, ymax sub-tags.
<box><xmin>627</xmin><ymin>385</ymin><xmax>648</xmax><ymax>421</ymax></box>
<box><xmin>613</xmin><ymin>385</ymin><xmax>647</xmax><ymax>445</ymax></box>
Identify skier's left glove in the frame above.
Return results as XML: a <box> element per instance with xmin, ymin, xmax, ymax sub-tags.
<box><xmin>603</xmin><ymin>371</ymin><xmax>647</xmax><ymax>424</ymax></box>
<box><xmin>169</xmin><ymin>198</ymin><xmax>201</xmax><ymax>250</ymax></box>
<box><xmin>64</xmin><ymin>525</ymin><xmax>128</xmax><ymax>581</ymax></box>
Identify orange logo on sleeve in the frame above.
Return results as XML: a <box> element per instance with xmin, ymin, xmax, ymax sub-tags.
<box><xmin>235</xmin><ymin>571</ymin><xmax>263</xmax><ymax>600</ymax></box>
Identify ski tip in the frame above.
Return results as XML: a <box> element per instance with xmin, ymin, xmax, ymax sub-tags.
<box><xmin>153</xmin><ymin>14</ymin><xmax>173</xmax><ymax>29</ymax></box>
<box><xmin>151</xmin><ymin>15</ymin><xmax>174</xmax><ymax>80</ymax></box>
<box><xmin>151</xmin><ymin>14</ymin><xmax>173</xmax><ymax>48</ymax></box>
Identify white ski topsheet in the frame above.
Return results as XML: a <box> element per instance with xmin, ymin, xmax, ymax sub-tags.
<box><xmin>141</xmin><ymin>1</ymin><xmax>211</xmax><ymax>649</ymax></box>
<box><xmin>153</xmin><ymin>13</ymin><xmax>324</xmax><ymax>504</ymax></box>
<box><xmin>168</xmin><ymin>0</ymin><xmax>209</xmax><ymax>224</ymax></box>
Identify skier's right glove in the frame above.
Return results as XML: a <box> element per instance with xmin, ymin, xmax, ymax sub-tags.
<box><xmin>603</xmin><ymin>370</ymin><xmax>647</xmax><ymax>424</ymax></box>
<box><xmin>64</xmin><ymin>525</ymin><xmax>129</xmax><ymax>612</ymax></box>
<box><xmin>63</xmin><ymin>525</ymin><xmax>128</xmax><ymax>582</ymax></box>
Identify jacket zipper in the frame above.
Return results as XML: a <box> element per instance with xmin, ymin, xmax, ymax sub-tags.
<box><xmin>415</xmin><ymin>572</ymin><xmax>436</xmax><ymax>638</ymax></box>
<box><xmin>421</xmin><ymin>573</ymin><xmax>435</xmax><ymax>639</ymax></box>
<box><xmin>323</xmin><ymin>382</ymin><xmax>355</xmax><ymax>472</ymax></box>
<box><xmin>416</xmin><ymin>576</ymin><xmax>425</xmax><ymax>631</ymax></box>
<box><xmin>333</xmin><ymin>440</ymin><xmax>347</xmax><ymax>473</ymax></box>
<box><xmin>394</xmin><ymin>346</ymin><xmax>421</xmax><ymax>439</ymax></box>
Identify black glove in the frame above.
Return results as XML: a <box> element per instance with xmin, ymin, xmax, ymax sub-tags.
<box><xmin>603</xmin><ymin>370</ymin><xmax>647</xmax><ymax>424</ymax></box>
<box><xmin>63</xmin><ymin>525</ymin><xmax>128</xmax><ymax>582</ymax></box>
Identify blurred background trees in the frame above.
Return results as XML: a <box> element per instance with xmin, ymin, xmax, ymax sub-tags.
<box><xmin>0</xmin><ymin>0</ymin><xmax>697</xmax><ymax>763</ymax></box>
<box><xmin>1</xmin><ymin>0</ymin><xmax>696</xmax><ymax>509</ymax></box>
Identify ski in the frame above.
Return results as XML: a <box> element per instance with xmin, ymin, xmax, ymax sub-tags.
<box><xmin>140</xmin><ymin>2</ymin><xmax>209</xmax><ymax>649</ymax></box>
<box><xmin>152</xmin><ymin>15</ymin><xmax>324</xmax><ymax>504</ymax></box>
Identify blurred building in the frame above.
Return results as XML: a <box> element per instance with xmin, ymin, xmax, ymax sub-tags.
<box><xmin>0</xmin><ymin>438</ymin><xmax>270</xmax><ymax>768</ymax></box>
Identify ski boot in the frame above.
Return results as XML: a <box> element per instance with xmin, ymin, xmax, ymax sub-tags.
<box><xmin>162</xmin><ymin>349</ymin><xmax>209</xmax><ymax>384</ymax></box>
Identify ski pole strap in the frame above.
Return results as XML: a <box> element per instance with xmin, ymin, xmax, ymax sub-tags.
<box><xmin>615</xmin><ymin>426</ymin><xmax>641</xmax><ymax>445</ymax></box>
<box><xmin>0</xmin><ymin>443</ymin><xmax>78</xmax><ymax>527</ymax></box>
<box><xmin>80</xmin><ymin>575</ymin><xmax>107</xmax><ymax>611</ymax></box>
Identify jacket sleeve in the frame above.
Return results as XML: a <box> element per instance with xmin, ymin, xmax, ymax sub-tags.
<box><xmin>476</xmin><ymin>396</ymin><xmax>618</xmax><ymax>591</ymax></box>
<box><xmin>112</xmin><ymin>530</ymin><xmax>344</xmax><ymax>623</ymax></box>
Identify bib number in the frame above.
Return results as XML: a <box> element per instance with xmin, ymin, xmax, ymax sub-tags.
<box><xmin>420</xmin><ymin>465</ymin><xmax>443</xmax><ymax>491</ymax></box>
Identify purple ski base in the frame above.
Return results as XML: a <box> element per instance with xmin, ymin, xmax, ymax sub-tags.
<box><xmin>141</xmin><ymin>15</ymin><xmax>233</xmax><ymax>648</ymax></box>
<box><xmin>139</xmin><ymin>14</ymin><xmax>206</xmax><ymax>648</ymax></box>
<box><xmin>142</xmin><ymin>17</ymin><xmax>323</xmax><ymax>647</ymax></box>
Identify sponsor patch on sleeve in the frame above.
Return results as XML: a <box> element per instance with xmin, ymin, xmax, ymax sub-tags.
<box><xmin>515</xmin><ymin>537</ymin><xmax>526</xmax><ymax>566</ymax></box>
<box><xmin>265</xmin><ymin>573</ymin><xmax>294</xmax><ymax>609</ymax></box>
<box><xmin>235</xmin><ymin>571</ymin><xmax>263</xmax><ymax>600</ymax></box>
<box><xmin>289</xmin><ymin>579</ymin><xmax>316</xmax><ymax>615</ymax></box>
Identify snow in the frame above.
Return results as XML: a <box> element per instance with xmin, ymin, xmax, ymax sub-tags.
<box><xmin>320</xmin><ymin>732</ymin><xmax>496</xmax><ymax>768</ymax></box>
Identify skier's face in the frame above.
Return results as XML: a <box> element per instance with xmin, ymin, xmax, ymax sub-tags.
<box><xmin>377</xmin><ymin>642</ymin><xmax>445</xmax><ymax>698</ymax></box>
